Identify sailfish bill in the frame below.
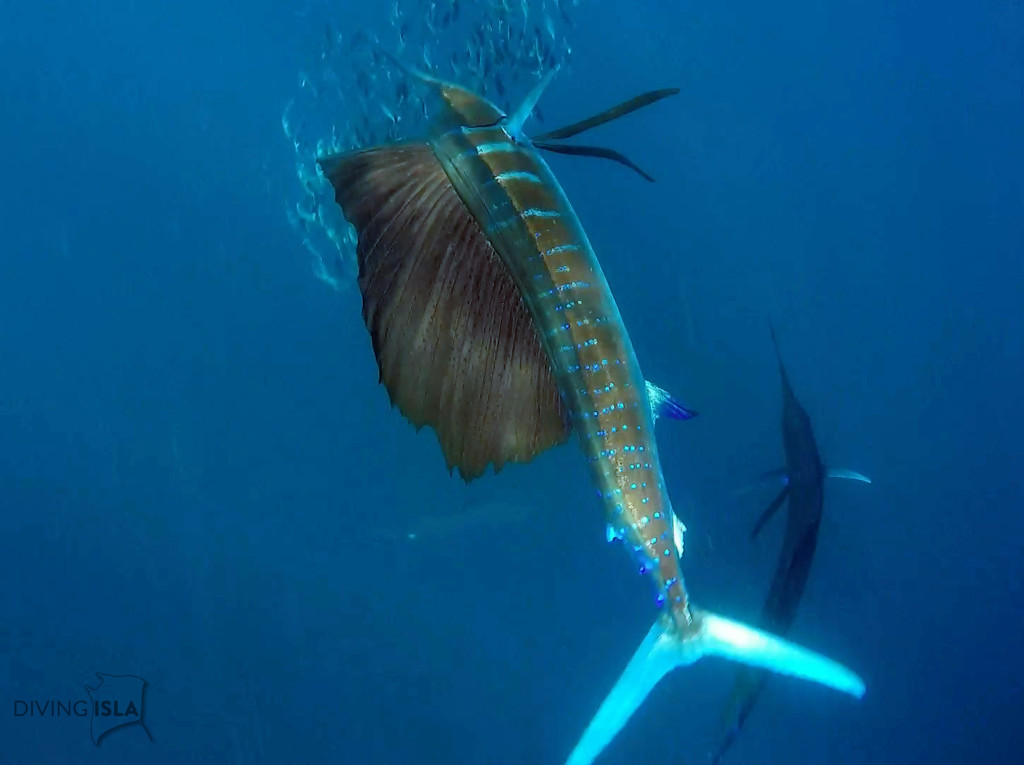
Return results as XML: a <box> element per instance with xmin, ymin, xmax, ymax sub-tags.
<box><xmin>318</xmin><ymin>65</ymin><xmax>863</xmax><ymax>765</ymax></box>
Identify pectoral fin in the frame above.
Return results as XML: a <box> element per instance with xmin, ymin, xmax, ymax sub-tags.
<box><xmin>534</xmin><ymin>141</ymin><xmax>657</xmax><ymax>182</ymax></box>
<box><xmin>530</xmin><ymin>87</ymin><xmax>680</xmax><ymax>182</ymax></box>
<box><xmin>757</xmin><ymin>467</ymin><xmax>790</xmax><ymax>486</ymax></box>
<box><xmin>751</xmin><ymin>485</ymin><xmax>790</xmax><ymax>539</ymax></box>
<box><xmin>672</xmin><ymin>511</ymin><xmax>687</xmax><ymax>557</ymax></box>
<box><xmin>506</xmin><ymin>65</ymin><xmax>560</xmax><ymax>138</ymax></box>
<box><xmin>826</xmin><ymin>467</ymin><xmax>872</xmax><ymax>483</ymax></box>
<box><xmin>735</xmin><ymin>467</ymin><xmax>789</xmax><ymax>497</ymax></box>
<box><xmin>645</xmin><ymin>380</ymin><xmax>698</xmax><ymax>422</ymax></box>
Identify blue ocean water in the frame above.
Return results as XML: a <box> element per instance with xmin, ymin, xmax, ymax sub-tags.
<box><xmin>2</xmin><ymin>1</ymin><xmax>1021</xmax><ymax>763</ymax></box>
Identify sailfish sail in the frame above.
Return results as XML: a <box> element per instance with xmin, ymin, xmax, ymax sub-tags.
<box><xmin>322</xmin><ymin>142</ymin><xmax>570</xmax><ymax>479</ymax></box>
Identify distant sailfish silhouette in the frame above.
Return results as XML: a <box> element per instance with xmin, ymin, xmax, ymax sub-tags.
<box><xmin>318</xmin><ymin>59</ymin><xmax>865</xmax><ymax>765</ymax></box>
<box><xmin>712</xmin><ymin>326</ymin><xmax>871</xmax><ymax>763</ymax></box>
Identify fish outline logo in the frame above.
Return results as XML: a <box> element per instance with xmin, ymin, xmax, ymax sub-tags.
<box><xmin>83</xmin><ymin>673</ymin><xmax>152</xmax><ymax>745</ymax></box>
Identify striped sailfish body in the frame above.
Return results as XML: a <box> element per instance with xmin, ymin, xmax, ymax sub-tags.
<box><xmin>432</xmin><ymin>124</ymin><xmax>690</xmax><ymax>617</ymax></box>
<box><xmin>318</xmin><ymin>69</ymin><xmax>865</xmax><ymax>765</ymax></box>
<box><xmin>321</xmin><ymin>84</ymin><xmax>691</xmax><ymax>624</ymax></box>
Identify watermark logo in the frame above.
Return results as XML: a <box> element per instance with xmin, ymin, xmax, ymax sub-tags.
<box><xmin>13</xmin><ymin>672</ymin><xmax>152</xmax><ymax>745</ymax></box>
<box><xmin>84</xmin><ymin>673</ymin><xmax>151</xmax><ymax>745</ymax></box>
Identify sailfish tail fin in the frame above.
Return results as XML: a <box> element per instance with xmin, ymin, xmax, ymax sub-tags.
<box><xmin>696</xmin><ymin>610</ymin><xmax>865</xmax><ymax>694</ymax></box>
<box><xmin>566</xmin><ymin>609</ymin><xmax>864</xmax><ymax>765</ymax></box>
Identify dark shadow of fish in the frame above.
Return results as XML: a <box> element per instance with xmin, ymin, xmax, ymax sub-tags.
<box><xmin>316</xmin><ymin>57</ymin><xmax>864</xmax><ymax>765</ymax></box>
<box><xmin>711</xmin><ymin>325</ymin><xmax>871</xmax><ymax>763</ymax></box>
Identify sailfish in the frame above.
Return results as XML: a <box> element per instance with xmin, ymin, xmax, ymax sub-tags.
<box><xmin>317</xmin><ymin>63</ymin><xmax>865</xmax><ymax>765</ymax></box>
<box><xmin>711</xmin><ymin>326</ymin><xmax>871</xmax><ymax>763</ymax></box>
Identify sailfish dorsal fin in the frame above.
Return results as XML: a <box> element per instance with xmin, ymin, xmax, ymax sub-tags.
<box><xmin>318</xmin><ymin>144</ymin><xmax>570</xmax><ymax>481</ymax></box>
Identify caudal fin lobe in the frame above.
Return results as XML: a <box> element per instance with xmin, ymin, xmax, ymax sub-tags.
<box><xmin>566</xmin><ymin>609</ymin><xmax>864</xmax><ymax>765</ymax></box>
